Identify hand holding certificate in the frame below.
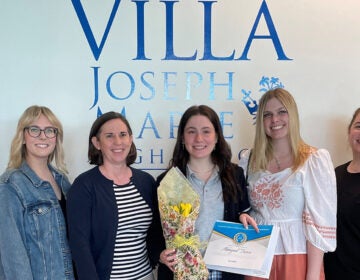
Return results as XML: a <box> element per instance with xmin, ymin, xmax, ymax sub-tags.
<box><xmin>204</xmin><ymin>220</ymin><xmax>279</xmax><ymax>279</ymax></box>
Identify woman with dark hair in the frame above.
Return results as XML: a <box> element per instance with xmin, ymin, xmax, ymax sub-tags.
<box><xmin>67</xmin><ymin>111</ymin><xmax>163</xmax><ymax>280</ymax></box>
<box><xmin>324</xmin><ymin>107</ymin><xmax>360</xmax><ymax>280</ymax></box>
<box><xmin>157</xmin><ymin>105</ymin><xmax>257</xmax><ymax>280</ymax></box>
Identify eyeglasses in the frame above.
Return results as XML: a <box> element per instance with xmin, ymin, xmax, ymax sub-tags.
<box><xmin>24</xmin><ymin>126</ymin><xmax>58</xmax><ymax>139</ymax></box>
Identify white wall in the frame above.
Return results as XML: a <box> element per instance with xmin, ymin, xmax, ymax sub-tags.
<box><xmin>1</xmin><ymin>0</ymin><xmax>359</xmax><ymax>180</ymax></box>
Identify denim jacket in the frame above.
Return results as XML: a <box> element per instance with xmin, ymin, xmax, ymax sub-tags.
<box><xmin>0</xmin><ymin>162</ymin><xmax>74</xmax><ymax>280</ymax></box>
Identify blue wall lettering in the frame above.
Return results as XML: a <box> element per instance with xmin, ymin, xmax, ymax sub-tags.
<box><xmin>209</xmin><ymin>72</ymin><xmax>234</xmax><ymax>100</ymax></box>
<box><xmin>162</xmin><ymin>0</ymin><xmax>197</xmax><ymax>60</ymax></box>
<box><xmin>140</xmin><ymin>71</ymin><xmax>156</xmax><ymax>100</ymax></box>
<box><xmin>133</xmin><ymin>0</ymin><xmax>151</xmax><ymax>60</ymax></box>
<box><xmin>107</xmin><ymin>71</ymin><xmax>135</xmax><ymax>100</ymax></box>
<box><xmin>150</xmin><ymin>149</ymin><xmax>164</xmax><ymax>164</ymax></box>
<box><xmin>169</xmin><ymin>111</ymin><xmax>181</xmax><ymax>139</ymax></box>
<box><xmin>95</xmin><ymin>106</ymin><xmax>126</xmax><ymax>117</ymax></box>
<box><xmin>163</xmin><ymin>72</ymin><xmax>178</xmax><ymax>100</ymax></box>
<box><xmin>72</xmin><ymin>0</ymin><xmax>290</xmax><ymax>61</ymax></box>
<box><xmin>138</xmin><ymin>112</ymin><xmax>161</xmax><ymax>138</ymax></box>
<box><xmin>185</xmin><ymin>72</ymin><xmax>203</xmax><ymax>100</ymax></box>
<box><xmin>90</xmin><ymin>66</ymin><xmax>100</xmax><ymax>109</ymax></box>
<box><xmin>200</xmin><ymin>1</ymin><xmax>235</xmax><ymax>61</ymax></box>
<box><xmin>71</xmin><ymin>0</ymin><xmax>121</xmax><ymax>61</ymax></box>
<box><xmin>219</xmin><ymin>111</ymin><xmax>233</xmax><ymax>139</ymax></box>
<box><xmin>238</xmin><ymin>0</ymin><xmax>291</xmax><ymax>60</ymax></box>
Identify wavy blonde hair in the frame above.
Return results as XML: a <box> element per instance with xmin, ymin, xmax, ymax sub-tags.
<box><xmin>250</xmin><ymin>88</ymin><xmax>311</xmax><ymax>172</ymax></box>
<box><xmin>7</xmin><ymin>105</ymin><xmax>67</xmax><ymax>173</ymax></box>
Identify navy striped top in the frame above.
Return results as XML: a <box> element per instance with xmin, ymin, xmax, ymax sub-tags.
<box><xmin>110</xmin><ymin>181</ymin><xmax>153</xmax><ymax>279</ymax></box>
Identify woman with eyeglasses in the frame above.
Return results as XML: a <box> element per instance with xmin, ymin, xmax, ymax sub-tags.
<box><xmin>0</xmin><ymin>105</ymin><xmax>75</xmax><ymax>279</ymax></box>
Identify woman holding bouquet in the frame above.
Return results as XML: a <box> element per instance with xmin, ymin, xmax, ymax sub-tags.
<box><xmin>67</xmin><ymin>112</ymin><xmax>163</xmax><ymax>280</ymax></box>
<box><xmin>157</xmin><ymin>105</ymin><xmax>258</xmax><ymax>280</ymax></box>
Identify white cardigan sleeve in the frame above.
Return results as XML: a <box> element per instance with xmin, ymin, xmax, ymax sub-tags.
<box><xmin>301</xmin><ymin>149</ymin><xmax>337</xmax><ymax>252</ymax></box>
<box><xmin>238</xmin><ymin>148</ymin><xmax>251</xmax><ymax>178</ymax></box>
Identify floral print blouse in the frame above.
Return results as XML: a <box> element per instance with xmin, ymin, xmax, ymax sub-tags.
<box><xmin>239</xmin><ymin>148</ymin><xmax>337</xmax><ymax>255</ymax></box>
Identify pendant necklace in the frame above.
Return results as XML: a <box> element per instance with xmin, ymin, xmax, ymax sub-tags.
<box><xmin>274</xmin><ymin>157</ymin><xmax>281</xmax><ymax>171</ymax></box>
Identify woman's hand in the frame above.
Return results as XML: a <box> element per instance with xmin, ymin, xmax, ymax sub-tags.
<box><xmin>159</xmin><ymin>248</ymin><xmax>177</xmax><ymax>272</ymax></box>
<box><xmin>239</xmin><ymin>213</ymin><xmax>259</xmax><ymax>232</ymax></box>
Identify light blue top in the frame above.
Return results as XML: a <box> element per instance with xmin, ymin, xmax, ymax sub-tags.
<box><xmin>0</xmin><ymin>161</ymin><xmax>74</xmax><ymax>280</ymax></box>
<box><xmin>186</xmin><ymin>165</ymin><xmax>224</xmax><ymax>249</ymax></box>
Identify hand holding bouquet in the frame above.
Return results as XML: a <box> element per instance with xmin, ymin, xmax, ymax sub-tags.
<box><xmin>158</xmin><ymin>167</ymin><xmax>209</xmax><ymax>280</ymax></box>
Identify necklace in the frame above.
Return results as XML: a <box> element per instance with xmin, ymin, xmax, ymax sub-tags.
<box><xmin>189</xmin><ymin>164</ymin><xmax>215</xmax><ymax>174</ymax></box>
<box><xmin>274</xmin><ymin>157</ymin><xmax>281</xmax><ymax>171</ymax></box>
<box><xmin>274</xmin><ymin>153</ymin><xmax>294</xmax><ymax>171</ymax></box>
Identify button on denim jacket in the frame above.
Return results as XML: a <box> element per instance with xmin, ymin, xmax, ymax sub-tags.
<box><xmin>0</xmin><ymin>162</ymin><xmax>74</xmax><ymax>280</ymax></box>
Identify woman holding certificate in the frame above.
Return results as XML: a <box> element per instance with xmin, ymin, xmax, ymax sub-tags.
<box><xmin>239</xmin><ymin>88</ymin><xmax>337</xmax><ymax>280</ymax></box>
<box><xmin>157</xmin><ymin>105</ymin><xmax>258</xmax><ymax>280</ymax></box>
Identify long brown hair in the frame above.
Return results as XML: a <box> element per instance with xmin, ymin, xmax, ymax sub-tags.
<box><xmin>170</xmin><ymin>105</ymin><xmax>239</xmax><ymax>202</ymax></box>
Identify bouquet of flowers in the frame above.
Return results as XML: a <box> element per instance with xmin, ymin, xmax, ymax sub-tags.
<box><xmin>158</xmin><ymin>167</ymin><xmax>209</xmax><ymax>280</ymax></box>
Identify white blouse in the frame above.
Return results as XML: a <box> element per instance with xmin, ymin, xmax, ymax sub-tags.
<box><xmin>239</xmin><ymin>148</ymin><xmax>337</xmax><ymax>255</ymax></box>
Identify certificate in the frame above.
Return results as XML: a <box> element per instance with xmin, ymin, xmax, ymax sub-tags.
<box><xmin>203</xmin><ymin>220</ymin><xmax>279</xmax><ymax>279</ymax></box>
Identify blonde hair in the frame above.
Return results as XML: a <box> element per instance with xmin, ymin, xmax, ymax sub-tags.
<box><xmin>250</xmin><ymin>88</ymin><xmax>311</xmax><ymax>172</ymax></box>
<box><xmin>7</xmin><ymin>105</ymin><xmax>67</xmax><ymax>173</ymax></box>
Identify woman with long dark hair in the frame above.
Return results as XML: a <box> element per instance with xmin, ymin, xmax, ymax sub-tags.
<box><xmin>157</xmin><ymin>105</ymin><xmax>257</xmax><ymax>280</ymax></box>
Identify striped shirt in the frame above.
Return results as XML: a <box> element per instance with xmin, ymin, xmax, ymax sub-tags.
<box><xmin>110</xmin><ymin>181</ymin><xmax>153</xmax><ymax>280</ymax></box>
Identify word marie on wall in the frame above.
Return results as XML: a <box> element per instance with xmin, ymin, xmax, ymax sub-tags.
<box><xmin>69</xmin><ymin>0</ymin><xmax>291</xmax><ymax>171</ymax></box>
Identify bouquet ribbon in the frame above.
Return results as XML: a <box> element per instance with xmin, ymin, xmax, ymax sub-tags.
<box><xmin>170</xmin><ymin>234</ymin><xmax>201</xmax><ymax>249</ymax></box>
<box><xmin>158</xmin><ymin>167</ymin><xmax>209</xmax><ymax>280</ymax></box>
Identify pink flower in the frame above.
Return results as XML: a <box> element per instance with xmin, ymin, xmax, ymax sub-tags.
<box><xmin>251</xmin><ymin>180</ymin><xmax>284</xmax><ymax>210</ymax></box>
<box><xmin>184</xmin><ymin>251</ymin><xmax>195</xmax><ymax>267</ymax></box>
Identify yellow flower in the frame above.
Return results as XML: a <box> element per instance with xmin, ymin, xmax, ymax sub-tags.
<box><xmin>171</xmin><ymin>205</ymin><xmax>180</xmax><ymax>213</ymax></box>
<box><xmin>180</xmin><ymin>202</ymin><xmax>192</xmax><ymax>217</ymax></box>
<box><xmin>171</xmin><ymin>202</ymin><xmax>192</xmax><ymax>217</ymax></box>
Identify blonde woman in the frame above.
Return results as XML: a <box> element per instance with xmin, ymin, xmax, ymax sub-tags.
<box><xmin>240</xmin><ymin>89</ymin><xmax>336</xmax><ymax>280</ymax></box>
<box><xmin>0</xmin><ymin>105</ymin><xmax>74</xmax><ymax>279</ymax></box>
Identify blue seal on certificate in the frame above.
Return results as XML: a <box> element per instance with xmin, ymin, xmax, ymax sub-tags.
<box><xmin>233</xmin><ymin>232</ymin><xmax>247</xmax><ymax>244</ymax></box>
<box><xmin>204</xmin><ymin>220</ymin><xmax>279</xmax><ymax>278</ymax></box>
